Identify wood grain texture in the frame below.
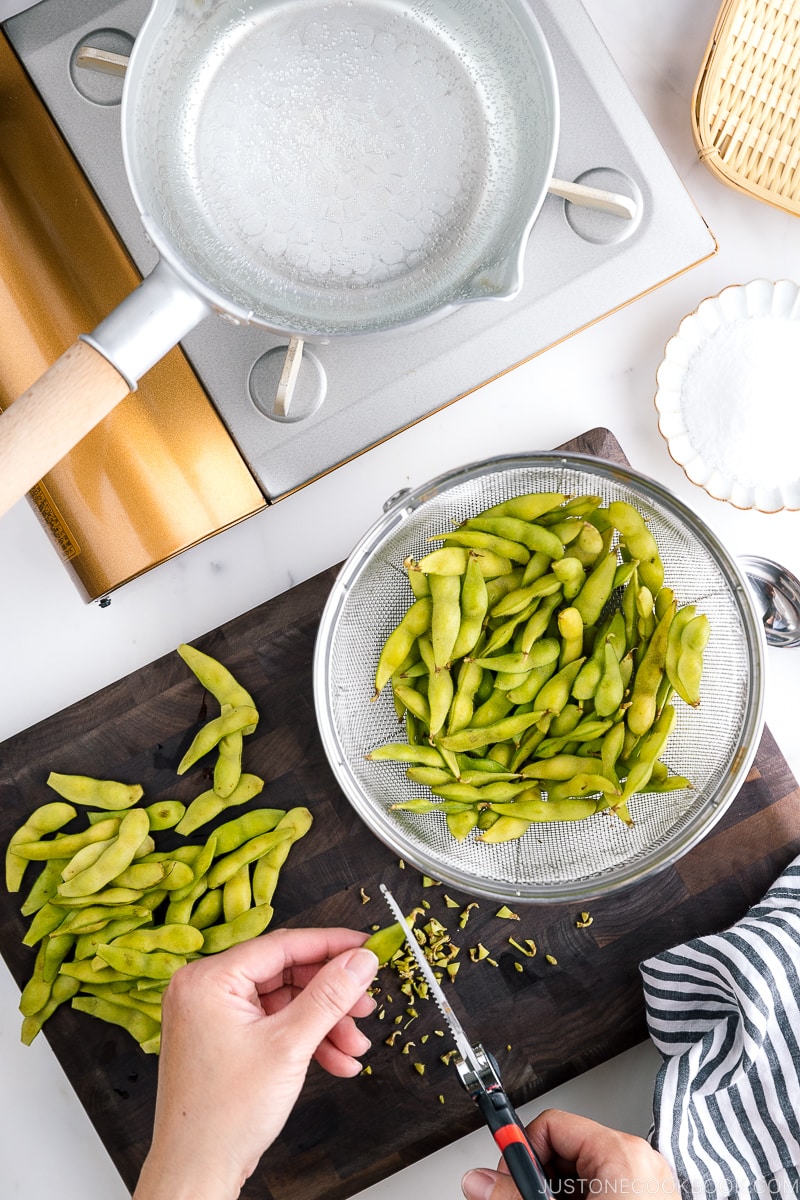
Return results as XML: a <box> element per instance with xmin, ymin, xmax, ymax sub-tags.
<box><xmin>0</xmin><ymin>339</ymin><xmax>131</xmax><ymax>518</ymax></box>
<box><xmin>1</xmin><ymin>427</ymin><xmax>798</xmax><ymax>1200</ymax></box>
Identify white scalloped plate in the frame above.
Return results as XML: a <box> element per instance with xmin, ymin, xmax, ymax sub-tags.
<box><xmin>654</xmin><ymin>279</ymin><xmax>800</xmax><ymax>513</ymax></box>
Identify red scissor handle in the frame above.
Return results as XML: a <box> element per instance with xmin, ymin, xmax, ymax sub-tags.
<box><xmin>476</xmin><ymin>1088</ymin><xmax>553</xmax><ymax>1200</ymax></box>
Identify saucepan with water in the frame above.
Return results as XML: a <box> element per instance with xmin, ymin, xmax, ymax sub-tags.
<box><xmin>0</xmin><ymin>0</ymin><xmax>560</xmax><ymax>515</ymax></box>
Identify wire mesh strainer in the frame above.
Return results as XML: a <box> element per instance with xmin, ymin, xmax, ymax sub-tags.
<box><xmin>313</xmin><ymin>453</ymin><xmax>766</xmax><ymax>903</ymax></box>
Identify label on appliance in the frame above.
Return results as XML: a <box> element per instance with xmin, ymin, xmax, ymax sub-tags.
<box><xmin>29</xmin><ymin>482</ymin><xmax>80</xmax><ymax>562</ymax></box>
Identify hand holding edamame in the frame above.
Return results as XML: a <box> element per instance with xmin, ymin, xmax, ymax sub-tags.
<box><xmin>132</xmin><ymin>927</ymin><xmax>378</xmax><ymax>1200</ymax></box>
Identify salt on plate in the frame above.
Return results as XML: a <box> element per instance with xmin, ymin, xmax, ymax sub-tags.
<box><xmin>654</xmin><ymin>280</ymin><xmax>800</xmax><ymax>512</ymax></box>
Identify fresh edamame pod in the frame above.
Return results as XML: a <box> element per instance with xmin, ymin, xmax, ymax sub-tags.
<box><xmin>57</xmin><ymin>809</ymin><xmax>150</xmax><ymax>899</ymax></box>
<box><xmin>366</xmin><ymin>743</ymin><xmax>446</xmax><ymax>768</ymax></box>
<box><xmin>159</xmin><ymin>862</ymin><xmax>195</xmax><ymax>891</ymax></box>
<box><xmin>214</xmin><ymin>727</ymin><xmax>244</xmax><ymax>799</ymax></box>
<box><xmin>46</xmin><ymin>773</ymin><xmax>143</xmax><ymax>810</ymax></box>
<box><xmin>544</xmin><ymin>775</ymin><xmax>619</xmax><ymax>805</ymax></box>
<box><xmin>177</xmin><ymin>642</ymin><xmax>255</xmax><ymax>709</ymax></box>
<box><xmin>59</xmin><ymin>959</ymin><xmax>132</xmax><ymax>984</ymax></box>
<box><xmin>540</xmin><ymin>494</ymin><xmax>601</xmax><ymax>523</ymax></box>
<box><xmin>490</xmin><ymin>793</ymin><xmax>601</xmax><ymax>821</ymax></box>
<box><xmin>490</xmin><ymin>573</ymin><xmax>562</xmax><ymax>619</ymax></box>
<box><xmin>469</xmin><ymin>639</ymin><xmax>559</xmax><ymax>675</ymax></box>
<box><xmin>462</xmin><ymin>515</ymin><xmax>564</xmax><ymax>560</ymax></box>
<box><xmin>392</xmin><ymin>682</ymin><xmax>430</xmax><ymax>727</ymax></box>
<box><xmin>56</xmin><ymin>886</ymin><xmax>146</xmax><ymax>908</ymax></box>
<box><xmin>450</xmin><ymin>553</ymin><xmax>490</xmax><ymax>660</ymax></box>
<box><xmin>674</xmin><ymin>613</ymin><xmax>710</xmax><ymax>708</ymax></box>
<box><xmin>363</xmin><ymin>921</ymin><xmax>409</xmax><ymax>965</ymax></box>
<box><xmin>404</xmin><ymin>558</ymin><xmax>431</xmax><ymax>599</ymax></box>
<box><xmin>536</xmin><ymin>716</ymin><xmax>612</xmax><ymax>758</ymax></box>
<box><xmin>74</xmin><ymin>915</ymin><xmax>153</xmax><ymax>960</ymax></box>
<box><xmin>79</xmin><ymin>985</ymin><xmax>162</xmax><ymax>1025</ymax></box>
<box><xmin>429</xmin><ymin>572</ymin><xmax>462</xmax><ymax>669</ymax></box>
<box><xmin>200</xmin><ymin>903</ymin><xmax>274</xmax><ymax>954</ymax></box>
<box><xmin>251</xmin><ymin>808</ymin><xmax>313</xmax><ymax>908</ymax></box>
<box><xmin>627</xmin><ymin>600</ymin><xmax>675</xmax><ymax>737</ymax></box>
<box><xmin>438</xmin><ymin>708</ymin><xmax>545</xmax><ymax>753</ymax></box>
<box><xmin>6</xmin><ymin>802</ymin><xmax>76</xmax><ymax>892</ymax></box>
<box><xmin>223</xmin><ymin>863</ymin><xmax>253</xmax><ymax>922</ymax></box>
<box><xmin>72</xmin><ymin>993</ymin><xmax>160</xmax><ymax>1047</ymax></box>
<box><xmin>615</xmin><ymin>704</ymin><xmax>676</xmax><ymax>807</ymax></box>
<box><xmin>607</xmin><ymin>501</ymin><xmax>664</xmax><ymax>595</ymax></box>
<box><xmin>373</xmin><ymin>597</ymin><xmax>432</xmax><ymax>697</ymax></box>
<box><xmin>177</xmin><ymin>705</ymin><xmax>259</xmax><ymax>775</ymax></box>
<box><xmin>12</xmin><ymin>817</ymin><xmax>120</xmax><ymax>862</ymax></box>
<box><xmin>533</xmin><ymin>658</ymin><xmax>585</xmax><ymax>717</ymax></box>
<box><xmin>61</xmin><ymin>838</ymin><xmax>116</xmax><ymax>881</ymax></box>
<box><xmin>109</xmin><ymin>924</ymin><xmax>205</xmax><ymax>955</ymax></box>
<box><xmin>391</xmin><ymin>798</ymin><xmax>475</xmax><ymax>814</ymax></box>
<box><xmin>428</xmin><ymin>666</ymin><xmax>454</xmax><ymax>739</ymax></box>
<box><xmin>406</xmin><ymin>766</ymin><xmax>455</xmax><ymax>786</ymax></box>
<box><xmin>42</xmin><ymin>932</ymin><xmax>75</xmax><ymax>984</ymax></box>
<box><xmin>435</xmin><ymin>529</ymin><xmax>531</xmax><ymax>565</ymax></box>
<box><xmin>22</xmin><ymin>902</ymin><xmax>71</xmax><ymax>946</ymax></box>
<box><xmin>93</xmin><ymin>944</ymin><xmax>188</xmax><ymax>980</ymax></box>
<box><xmin>143</xmin><ymin>800</ymin><xmax>186</xmax><ymax>830</ymax></box>
<box><xmin>447</xmin><ymin>659</ymin><xmax>484</xmax><ymax>735</ymax></box>
<box><xmin>175</xmin><ymin>772</ymin><xmax>264</xmax><ymax>836</ymax></box>
<box><xmin>476</xmin><ymin>814</ymin><xmax>531</xmax><ymax>843</ymax></box>
<box><xmin>518</xmin><ymin>592</ymin><xmax>561</xmax><ymax>654</ymax></box>
<box><xmin>188</xmin><ymin>888</ymin><xmax>225</xmax><ymax>930</ymax></box>
<box><xmin>521</xmin><ymin>754</ymin><xmax>605</xmax><ymax>781</ymax></box>
<box><xmin>572</xmin><ymin>551</ymin><xmax>617</xmax><ymax>627</ymax></box>
<box><xmin>469</xmin><ymin>690</ymin><xmax>518</xmax><ymax>731</ymax></box>
<box><xmin>568</xmin><ymin>522</ymin><xmax>605</xmax><ymax>568</ymax></box>
<box><xmin>552</xmin><ymin>557</ymin><xmax>586</xmax><ymax>601</ymax></box>
<box><xmin>594</xmin><ymin>641</ymin><xmax>625</xmax><ymax>717</ymax></box>
<box><xmin>19</xmin><ymin>944</ymin><xmax>51</xmax><ymax>1017</ymax></box>
<box><xmin>110</xmin><ymin>862</ymin><xmax>180</xmax><ymax>892</ymax></box>
<box><xmin>211</xmin><ymin>808</ymin><xmax>287</xmax><ymax>855</ymax></box>
<box><xmin>448</xmin><ymin>808</ymin><xmax>480</xmax><ymax>839</ymax></box>
<box><xmin>22</xmin><ymin>974</ymin><xmax>80</xmax><ymax>1045</ymax></box>
<box><xmin>417</xmin><ymin>546</ymin><xmax>471</xmax><ymax>575</ymax></box>
<box><xmin>548</xmin><ymin>704</ymin><xmax>584</xmax><ymax>739</ymax></box>
<box><xmin>557</xmin><ymin>607</ymin><xmax>583</xmax><ymax>667</ymax></box>
<box><xmin>480</xmin><ymin>491</ymin><xmax>566</xmax><ymax>521</ymax></box>
<box><xmin>432</xmin><ymin>780</ymin><xmax>533</xmax><ymax>802</ymax></box>
<box><xmin>20</xmin><ymin>858</ymin><xmax>68</xmax><ymax>916</ymax></box>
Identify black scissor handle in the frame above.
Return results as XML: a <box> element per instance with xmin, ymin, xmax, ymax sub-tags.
<box><xmin>475</xmin><ymin>1087</ymin><xmax>553</xmax><ymax>1200</ymax></box>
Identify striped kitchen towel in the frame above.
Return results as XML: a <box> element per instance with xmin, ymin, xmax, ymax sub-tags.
<box><xmin>641</xmin><ymin>857</ymin><xmax>800</xmax><ymax>1200</ymax></box>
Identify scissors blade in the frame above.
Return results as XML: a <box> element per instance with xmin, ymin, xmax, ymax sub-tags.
<box><xmin>379</xmin><ymin>883</ymin><xmax>482</xmax><ymax>1076</ymax></box>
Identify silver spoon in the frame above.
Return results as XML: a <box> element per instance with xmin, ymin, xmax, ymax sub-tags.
<box><xmin>741</xmin><ymin>556</ymin><xmax>800</xmax><ymax>648</ymax></box>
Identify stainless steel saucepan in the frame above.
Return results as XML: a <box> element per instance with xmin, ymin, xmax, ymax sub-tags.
<box><xmin>0</xmin><ymin>0</ymin><xmax>563</xmax><ymax>516</ymax></box>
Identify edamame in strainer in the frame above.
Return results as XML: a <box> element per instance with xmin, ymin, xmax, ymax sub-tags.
<box><xmin>313</xmin><ymin>453</ymin><xmax>766</xmax><ymax>904</ymax></box>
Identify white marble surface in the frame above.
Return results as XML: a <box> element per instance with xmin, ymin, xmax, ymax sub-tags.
<box><xmin>1</xmin><ymin>1</ymin><xmax>799</xmax><ymax>1196</ymax></box>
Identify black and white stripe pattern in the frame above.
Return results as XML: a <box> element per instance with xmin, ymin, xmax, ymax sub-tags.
<box><xmin>641</xmin><ymin>859</ymin><xmax>800</xmax><ymax>1199</ymax></box>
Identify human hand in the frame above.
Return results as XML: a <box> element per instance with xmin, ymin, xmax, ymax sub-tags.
<box><xmin>461</xmin><ymin>1108</ymin><xmax>675</xmax><ymax>1199</ymax></box>
<box><xmin>133</xmin><ymin>927</ymin><xmax>378</xmax><ymax>1200</ymax></box>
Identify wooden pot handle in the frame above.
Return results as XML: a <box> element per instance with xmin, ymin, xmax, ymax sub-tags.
<box><xmin>0</xmin><ymin>340</ymin><xmax>131</xmax><ymax>520</ymax></box>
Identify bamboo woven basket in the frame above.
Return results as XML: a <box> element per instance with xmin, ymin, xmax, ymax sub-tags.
<box><xmin>693</xmin><ymin>0</ymin><xmax>800</xmax><ymax>215</ymax></box>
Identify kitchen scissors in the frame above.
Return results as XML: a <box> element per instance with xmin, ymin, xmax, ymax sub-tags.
<box><xmin>380</xmin><ymin>884</ymin><xmax>553</xmax><ymax>1200</ymax></box>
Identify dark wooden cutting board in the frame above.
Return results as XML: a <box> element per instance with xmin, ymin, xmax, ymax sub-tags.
<box><xmin>1</xmin><ymin>427</ymin><xmax>798</xmax><ymax>1200</ymax></box>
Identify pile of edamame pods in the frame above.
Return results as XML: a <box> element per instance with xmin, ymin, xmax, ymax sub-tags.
<box><xmin>368</xmin><ymin>490</ymin><xmax>710</xmax><ymax>844</ymax></box>
<box><xmin>5</xmin><ymin>645</ymin><xmax>311</xmax><ymax>1052</ymax></box>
